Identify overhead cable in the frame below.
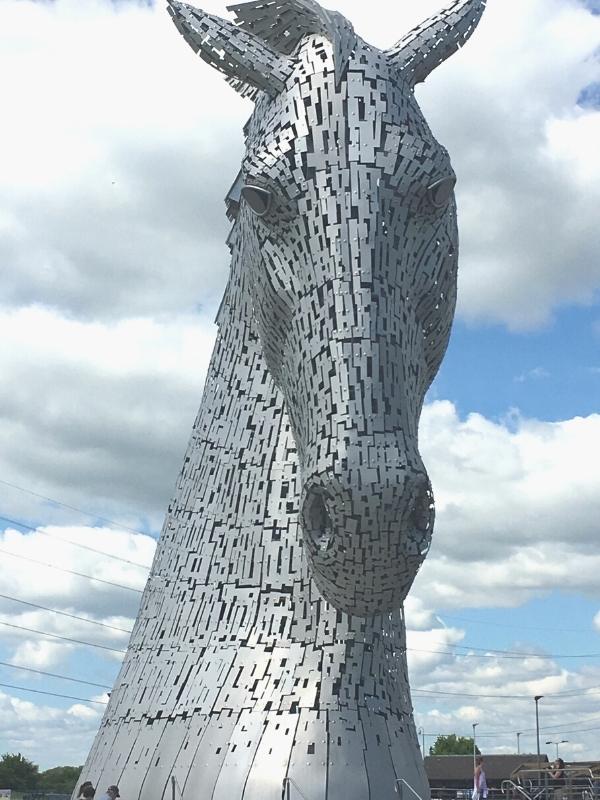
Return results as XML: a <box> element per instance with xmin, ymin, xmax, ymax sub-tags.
<box><xmin>0</xmin><ymin>547</ymin><xmax>143</xmax><ymax>593</ymax></box>
<box><xmin>0</xmin><ymin>477</ymin><xmax>147</xmax><ymax>536</ymax></box>
<box><xmin>0</xmin><ymin>620</ymin><xmax>127</xmax><ymax>654</ymax></box>
<box><xmin>3</xmin><ymin>594</ymin><xmax>600</xmax><ymax>666</ymax></box>
<box><xmin>408</xmin><ymin>645</ymin><xmax>600</xmax><ymax>660</ymax></box>
<box><xmin>412</xmin><ymin>686</ymin><xmax>600</xmax><ymax>700</ymax></box>
<box><xmin>437</xmin><ymin>614</ymin><xmax>593</xmax><ymax>635</ymax></box>
<box><xmin>0</xmin><ymin>515</ymin><xmax>151</xmax><ymax>569</ymax></box>
<box><xmin>0</xmin><ymin>592</ymin><xmax>133</xmax><ymax>634</ymax></box>
<box><xmin>0</xmin><ymin>681</ymin><xmax>107</xmax><ymax>705</ymax></box>
<box><xmin>0</xmin><ymin>660</ymin><xmax>112</xmax><ymax>689</ymax></box>
<box><xmin>3</xmin><ymin>615</ymin><xmax>600</xmax><ymax>701</ymax></box>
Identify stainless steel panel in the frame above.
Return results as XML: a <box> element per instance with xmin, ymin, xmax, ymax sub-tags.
<box><xmin>79</xmin><ymin>1</ymin><xmax>487</xmax><ymax>797</ymax></box>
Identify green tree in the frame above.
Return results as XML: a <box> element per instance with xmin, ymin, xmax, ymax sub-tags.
<box><xmin>38</xmin><ymin>766</ymin><xmax>83</xmax><ymax>793</ymax></box>
<box><xmin>0</xmin><ymin>753</ymin><xmax>40</xmax><ymax>790</ymax></box>
<box><xmin>429</xmin><ymin>734</ymin><xmax>481</xmax><ymax>756</ymax></box>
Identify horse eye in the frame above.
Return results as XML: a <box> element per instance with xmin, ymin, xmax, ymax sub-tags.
<box><xmin>427</xmin><ymin>176</ymin><xmax>456</xmax><ymax>209</ymax></box>
<box><xmin>241</xmin><ymin>185</ymin><xmax>272</xmax><ymax>217</ymax></box>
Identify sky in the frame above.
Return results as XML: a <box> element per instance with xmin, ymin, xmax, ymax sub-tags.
<box><xmin>0</xmin><ymin>0</ymin><xmax>599</xmax><ymax>773</ymax></box>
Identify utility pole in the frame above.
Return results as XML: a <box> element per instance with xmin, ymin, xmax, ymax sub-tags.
<box><xmin>418</xmin><ymin>728</ymin><xmax>426</xmax><ymax>756</ymax></box>
<box><xmin>473</xmin><ymin>722</ymin><xmax>479</xmax><ymax>774</ymax></box>
<box><xmin>517</xmin><ymin>732</ymin><xmax>522</xmax><ymax>754</ymax></box>
<box><xmin>535</xmin><ymin>696</ymin><xmax>544</xmax><ymax>787</ymax></box>
<box><xmin>546</xmin><ymin>740</ymin><xmax>569</xmax><ymax>759</ymax></box>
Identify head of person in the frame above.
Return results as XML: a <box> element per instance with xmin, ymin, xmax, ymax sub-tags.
<box><xmin>82</xmin><ymin>787</ymin><xmax>95</xmax><ymax>799</ymax></box>
<box><xmin>107</xmin><ymin>786</ymin><xmax>120</xmax><ymax>800</ymax></box>
<box><xmin>476</xmin><ymin>756</ymin><xmax>484</xmax><ymax>767</ymax></box>
<box><xmin>78</xmin><ymin>783</ymin><xmax>93</xmax><ymax>797</ymax></box>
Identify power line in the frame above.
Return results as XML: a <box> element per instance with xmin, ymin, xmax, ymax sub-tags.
<box><xmin>0</xmin><ymin>681</ymin><xmax>107</xmax><ymax>706</ymax></box>
<box><xmin>437</xmin><ymin>614</ymin><xmax>593</xmax><ymax>635</ymax></box>
<box><xmin>536</xmin><ymin>723</ymin><xmax>600</xmax><ymax>737</ymax></box>
<box><xmin>412</xmin><ymin>686</ymin><xmax>600</xmax><ymax>700</ymax></box>
<box><xmin>0</xmin><ymin>660</ymin><xmax>112</xmax><ymax>690</ymax></box>
<box><xmin>0</xmin><ymin>515</ymin><xmax>152</xmax><ymax>569</ymax></box>
<box><xmin>408</xmin><ymin>645</ymin><xmax>600</xmax><ymax>660</ymax></box>
<box><xmin>0</xmin><ymin>477</ymin><xmax>147</xmax><ymax>537</ymax></box>
<box><xmin>0</xmin><ymin>547</ymin><xmax>143</xmax><ymax>593</ymax></box>
<box><xmin>418</xmin><ymin>713</ymin><xmax>600</xmax><ymax>739</ymax></box>
<box><xmin>0</xmin><ymin>620</ymin><xmax>127</xmax><ymax>654</ymax></box>
<box><xmin>3</xmin><ymin>590</ymin><xmax>600</xmax><ymax>664</ymax></box>
<box><xmin>418</xmin><ymin>723</ymin><xmax>600</xmax><ymax>740</ymax></box>
<box><xmin>2</xmin><ymin>612</ymin><xmax>599</xmax><ymax>701</ymax></box>
<box><xmin>467</xmin><ymin>711</ymin><xmax>600</xmax><ymax>737</ymax></box>
<box><xmin>2</xmin><ymin>640</ymin><xmax>600</xmax><ymax>729</ymax></box>
<box><xmin>0</xmin><ymin>592</ymin><xmax>133</xmax><ymax>634</ymax></box>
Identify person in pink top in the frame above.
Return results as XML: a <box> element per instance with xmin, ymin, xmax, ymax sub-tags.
<box><xmin>473</xmin><ymin>756</ymin><xmax>488</xmax><ymax>800</ymax></box>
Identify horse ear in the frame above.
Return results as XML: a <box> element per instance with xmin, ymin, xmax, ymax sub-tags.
<box><xmin>386</xmin><ymin>0</ymin><xmax>486</xmax><ymax>87</ymax></box>
<box><xmin>167</xmin><ymin>0</ymin><xmax>293</xmax><ymax>99</ymax></box>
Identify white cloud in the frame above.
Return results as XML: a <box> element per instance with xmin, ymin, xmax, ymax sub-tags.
<box><xmin>0</xmin><ymin>0</ymin><xmax>598</xmax><ymax>327</ymax></box>
<box><xmin>404</xmin><ymin>596</ymin><xmax>439</xmax><ymax>631</ymax></box>
<box><xmin>415</xmin><ymin>402</ymin><xmax>600</xmax><ymax>607</ymax></box>
<box><xmin>9</xmin><ymin>641</ymin><xmax>69</xmax><ymax>671</ymax></box>
<box><xmin>0</xmin><ymin>0</ymin><xmax>247</xmax><ymax>319</ymax></box>
<box><xmin>68</xmin><ymin>703</ymin><xmax>101</xmax><ymax>721</ymax></box>
<box><xmin>0</xmin><ymin>524</ymin><xmax>154</xmax><ymax>649</ymax></box>
<box><xmin>412</xmin><ymin>0</ymin><xmax>600</xmax><ymax>329</ymax></box>
<box><xmin>407</xmin><ymin>626</ymin><xmax>467</xmax><ymax>672</ymax></box>
<box><xmin>409</xmin><ymin>630</ymin><xmax>600</xmax><ymax>759</ymax></box>
<box><xmin>3</xmin><ymin>398</ymin><xmax>598</xmax><ymax>761</ymax></box>
<box><xmin>0</xmin><ymin>689</ymin><xmax>103</xmax><ymax>768</ymax></box>
<box><xmin>1</xmin><ymin>0</ymin><xmax>600</xmax><ymax>771</ymax></box>
<box><xmin>0</xmin><ymin>307</ymin><xmax>210</xmax><ymax>525</ymax></box>
<box><xmin>514</xmin><ymin>367</ymin><xmax>551</xmax><ymax>383</ymax></box>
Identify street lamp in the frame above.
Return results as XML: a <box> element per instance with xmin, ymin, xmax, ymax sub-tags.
<box><xmin>517</xmin><ymin>732</ymin><xmax>522</xmax><ymax>755</ymax></box>
<box><xmin>546</xmin><ymin>740</ymin><xmax>569</xmax><ymax>759</ymax></box>
<box><xmin>535</xmin><ymin>696</ymin><xmax>544</xmax><ymax>786</ymax></box>
<box><xmin>473</xmin><ymin>722</ymin><xmax>479</xmax><ymax>773</ymax></box>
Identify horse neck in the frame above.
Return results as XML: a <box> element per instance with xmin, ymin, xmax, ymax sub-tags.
<box><xmin>130</xmin><ymin>225</ymin><xmax>413</xmax><ymax>721</ymax></box>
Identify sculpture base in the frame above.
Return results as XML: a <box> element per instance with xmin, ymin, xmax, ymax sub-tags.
<box><xmin>84</xmin><ymin>707</ymin><xmax>429</xmax><ymax>800</ymax></box>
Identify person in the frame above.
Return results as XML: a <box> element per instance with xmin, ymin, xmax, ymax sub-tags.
<box><xmin>551</xmin><ymin>759</ymin><xmax>566</xmax><ymax>785</ymax></box>
<box><xmin>97</xmin><ymin>786</ymin><xmax>120</xmax><ymax>800</ymax></box>
<box><xmin>473</xmin><ymin>756</ymin><xmax>488</xmax><ymax>800</ymax></box>
<box><xmin>550</xmin><ymin>759</ymin><xmax>566</xmax><ymax>800</ymax></box>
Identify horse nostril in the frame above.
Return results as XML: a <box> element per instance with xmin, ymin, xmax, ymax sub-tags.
<box><xmin>302</xmin><ymin>492</ymin><xmax>335</xmax><ymax>554</ymax></box>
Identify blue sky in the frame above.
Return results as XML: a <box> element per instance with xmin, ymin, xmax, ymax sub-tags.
<box><xmin>0</xmin><ymin>0</ymin><xmax>599</xmax><ymax>772</ymax></box>
<box><xmin>432</xmin><ymin>307</ymin><xmax>600</xmax><ymax>422</ymax></box>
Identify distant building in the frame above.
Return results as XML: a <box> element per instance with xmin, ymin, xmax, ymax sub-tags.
<box><xmin>425</xmin><ymin>754</ymin><xmax>549</xmax><ymax>792</ymax></box>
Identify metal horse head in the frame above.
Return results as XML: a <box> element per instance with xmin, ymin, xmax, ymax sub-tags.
<box><xmin>168</xmin><ymin>0</ymin><xmax>486</xmax><ymax>617</ymax></box>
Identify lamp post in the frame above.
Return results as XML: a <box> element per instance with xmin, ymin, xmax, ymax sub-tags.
<box><xmin>473</xmin><ymin>722</ymin><xmax>479</xmax><ymax>773</ymax></box>
<box><xmin>546</xmin><ymin>740</ymin><xmax>569</xmax><ymax>759</ymax></box>
<box><xmin>517</xmin><ymin>732</ymin><xmax>522</xmax><ymax>755</ymax></box>
<box><xmin>535</xmin><ymin>696</ymin><xmax>544</xmax><ymax>787</ymax></box>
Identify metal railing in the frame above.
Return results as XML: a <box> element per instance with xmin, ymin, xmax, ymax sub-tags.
<box><xmin>502</xmin><ymin>780</ymin><xmax>537</xmax><ymax>800</ymax></box>
<box><xmin>282</xmin><ymin>776</ymin><xmax>314</xmax><ymax>800</ymax></box>
<box><xmin>394</xmin><ymin>778</ymin><xmax>426</xmax><ymax>800</ymax></box>
<box><xmin>502</xmin><ymin>769</ymin><xmax>600</xmax><ymax>800</ymax></box>
<box><xmin>170</xmin><ymin>775</ymin><xmax>184</xmax><ymax>800</ymax></box>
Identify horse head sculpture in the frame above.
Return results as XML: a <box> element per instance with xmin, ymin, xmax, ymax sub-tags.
<box><xmin>168</xmin><ymin>0</ymin><xmax>486</xmax><ymax>617</ymax></box>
